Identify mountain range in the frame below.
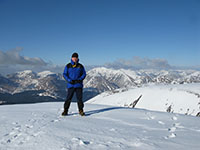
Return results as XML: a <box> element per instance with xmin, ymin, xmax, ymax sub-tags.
<box><xmin>1</xmin><ymin>67</ymin><xmax>200</xmax><ymax>105</ymax></box>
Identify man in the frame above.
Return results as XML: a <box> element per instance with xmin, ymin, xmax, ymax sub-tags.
<box><xmin>62</xmin><ymin>52</ymin><xmax>86</xmax><ymax>116</ymax></box>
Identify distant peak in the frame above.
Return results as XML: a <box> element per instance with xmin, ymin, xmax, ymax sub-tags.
<box><xmin>18</xmin><ymin>70</ymin><xmax>33</xmax><ymax>74</ymax></box>
<box><xmin>38</xmin><ymin>71</ymin><xmax>55</xmax><ymax>78</ymax></box>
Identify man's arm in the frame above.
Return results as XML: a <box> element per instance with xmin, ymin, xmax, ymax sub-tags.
<box><xmin>63</xmin><ymin>65</ymin><xmax>72</xmax><ymax>82</ymax></box>
<box><xmin>78</xmin><ymin>66</ymin><xmax>86</xmax><ymax>81</ymax></box>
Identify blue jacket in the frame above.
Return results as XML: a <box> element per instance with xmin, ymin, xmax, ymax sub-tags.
<box><xmin>63</xmin><ymin>59</ymin><xmax>86</xmax><ymax>88</ymax></box>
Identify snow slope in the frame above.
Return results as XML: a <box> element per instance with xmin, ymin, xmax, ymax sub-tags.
<box><xmin>1</xmin><ymin>102</ymin><xmax>200</xmax><ymax>150</ymax></box>
<box><xmin>87</xmin><ymin>83</ymin><xmax>200</xmax><ymax>116</ymax></box>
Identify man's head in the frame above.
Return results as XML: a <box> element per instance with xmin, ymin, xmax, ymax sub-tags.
<box><xmin>71</xmin><ymin>52</ymin><xmax>79</xmax><ymax>63</ymax></box>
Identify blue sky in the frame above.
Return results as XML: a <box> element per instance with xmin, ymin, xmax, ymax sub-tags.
<box><xmin>0</xmin><ymin>0</ymin><xmax>199</xmax><ymax>68</ymax></box>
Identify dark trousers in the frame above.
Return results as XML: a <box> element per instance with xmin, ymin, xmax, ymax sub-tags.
<box><xmin>64</xmin><ymin>88</ymin><xmax>84</xmax><ymax>111</ymax></box>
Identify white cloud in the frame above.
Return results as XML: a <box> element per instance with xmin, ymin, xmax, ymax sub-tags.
<box><xmin>0</xmin><ymin>48</ymin><xmax>199</xmax><ymax>75</ymax></box>
<box><xmin>0</xmin><ymin>47</ymin><xmax>47</xmax><ymax>66</ymax></box>
<box><xmin>0</xmin><ymin>47</ymin><xmax>56</xmax><ymax>75</ymax></box>
<box><xmin>105</xmin><ymin>56</ymin><xmax>171</xmax><ymax>70</ymax></box>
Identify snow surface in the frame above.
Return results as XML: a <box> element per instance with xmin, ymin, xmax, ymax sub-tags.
<box><xmin>16</xmin><ymin>70</ymin><xmax>34</xmax><ymax>78</ymax></box>
<box><xmin>87</xmin><ymin>83</ymin><xmax>200</xmax><ymax>116</ymax></box>
<box><xmin>37</xmin><ymin>71</ymin><xmax>55</xmax><ymax>78</ymax></box>
<box><xmin>1</xmin><ymin>102</ymin><xmax>200</xmax><ymax>150</ymax></box>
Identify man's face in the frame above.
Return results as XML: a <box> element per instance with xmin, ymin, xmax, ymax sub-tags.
<box><xmin>72</xmin><ymin>57</ymin><xmax>78</xmax><ymax>63</ymax></box>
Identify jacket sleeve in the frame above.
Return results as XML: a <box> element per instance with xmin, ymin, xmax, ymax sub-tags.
<box><xmin>63</xmin><ymin>66</ymin><xmax>71</xmax><ymax>82</ymax></box>
<box><xmin>78</xmin><ymin>66</ymin><xmax>86</xmax><ymax>81</ymax></box>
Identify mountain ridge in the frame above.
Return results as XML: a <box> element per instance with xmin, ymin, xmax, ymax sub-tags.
<box><xmin>1</xmin><ymin>67</ymin><xmax>200</xmax><ymax>105</ymax></box>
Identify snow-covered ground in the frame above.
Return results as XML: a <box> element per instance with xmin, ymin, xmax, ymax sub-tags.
<box><xmin>1</xmin><ymin>102</ymin><xmax>200</xmax><ymax>150</ymax></box>
<box><xmin>87</xmin><ymin>83</ymin><xmax>200</xmax><ymax>116</ymax></box>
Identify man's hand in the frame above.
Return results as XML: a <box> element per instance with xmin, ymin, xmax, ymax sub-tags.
<box><xmin>69</xmin><ymin>80</ymin><xmax>75</xmax><ymax>84</ymax></box>
<box><xmin>70</xmin><ymin>80</ymin><xmax>82</xmax><ymax>84</ymax></box>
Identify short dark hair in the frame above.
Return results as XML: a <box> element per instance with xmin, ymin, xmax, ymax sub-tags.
<box><xmin>72</xmin><ymin>52</ymin><xmax>78</xmax><ymax>58</ymax></box>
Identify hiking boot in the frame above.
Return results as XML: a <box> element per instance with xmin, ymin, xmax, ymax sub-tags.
<box><xmin>79</xmin><ymin>110</ymin><xmax>85</xmax><ymax>116</ymax></box>
<box><xmin>62</xmin><ymin>109</ymin><xmax>68</xmax><ymax>116</ymax></box>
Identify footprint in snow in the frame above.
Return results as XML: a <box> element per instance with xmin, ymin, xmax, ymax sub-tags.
<box><xmin>109</xmin><ymin>128</ymin><xmax>117</xmax><ymax>132</ymax></box>
<box><xmin>71</xmin><ymin>137</ymin><xmax>91</xmax><ymax>145</ymax></box>
<box><xmin>174</xmin><ymin>123</ymin><xmax>184</xmax><ymax>128</ymax></box>
<box><xmin>158</xmin><ymin>121</ymin><xmax>165</xmax><ymax>125</ymax></box>
<box><xmin>25</xmin><ymin>124</ymin><xmax>33</xmax><ymax>129</ymax></box>
<box><xmin>51</xmin><ymin>119</ymin><xmax>59</xmax><ymax>123</ymax></box>
<box><xmin>165</xmin><ymin>122</ymin><xmax>183</xmax><ymax>139</ymax></box>
<box><xmin>145</xmin><ymin>112</ymin><xmax>156</xmax><ymax>120</ymax></box>
<box><xmin>3</xmin><ymin>132</ymin><xmax>22</xmax><ymax>144</ymax></box>
<box><xmin>168</xmin><ymin>127</ymin><xmax>176</xmax><ymax>132</ymax></box>
<box><xmin>12</xmin><ymin>122</ymin><xmax>18</xmax><ymax>125</ymax></box>
<box><xmin>172</xmin><ymin>116</ymin><xmax>178</xmax><ymax>121</ymax></box>
<box><xmin>165</xmin><ymin>133</ymin><xmax>177</xmax><ymax>139</ymax></box>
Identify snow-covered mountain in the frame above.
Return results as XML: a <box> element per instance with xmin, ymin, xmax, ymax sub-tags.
<box><xmin>4</xmin><ymin>70</ymin><xmax>66</xmax><ymax>99</ymax></box>
<box><xmin>0</xmin><ymin>102</ymin><xmax>200</xmax><ymax>150</ymax></box>
<box><xmin>2</xmin><ymin>67</ymin><xmax>200</xmax><ymax>95</ymax></box>
<box><xmin>1</xmin><ymin>67</ymin><xmax>200</xmax><ymax>105</ymax></box>
<box><xmin>87</xmin><ymin>83</ymin><xmax>200</xmax><ymax>116</ymax></box>
<box><xmin>84</xmin><ymin>67</ymin><xmax>200</xmax><ymax>92</ymax></box>
<box><xmin>0</xmin><ymin>70</ymin><xmax>99</xmax><ymax>105</ymax></box>
<box><xmin>0</xmin><ymin>70</ymin><xmax>67</xmax><ymax>104</ymax></box>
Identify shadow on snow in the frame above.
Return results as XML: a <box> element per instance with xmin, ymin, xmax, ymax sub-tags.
<box><xmin>67</xmin><ymin>106</ymin><xmax>127</xmax><ymax>116</ymax></box>
<box><xmin>85</xmin><ymin>106</ymin><xmax>128</xmax><ymax>116</ymax></box>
